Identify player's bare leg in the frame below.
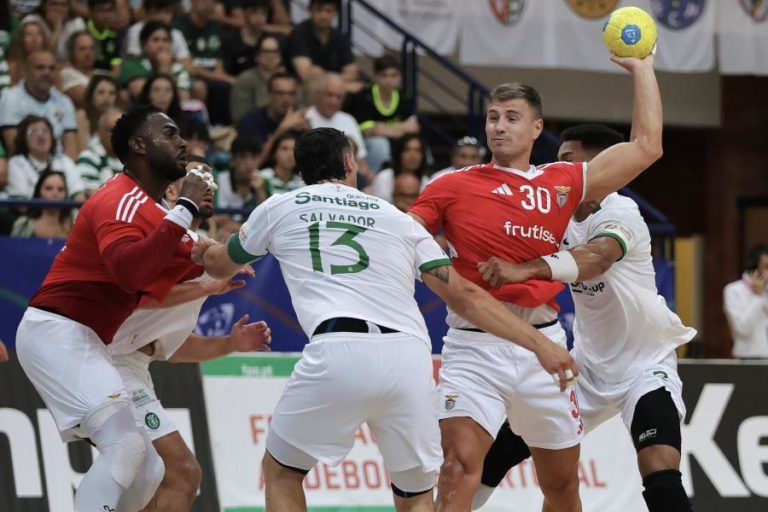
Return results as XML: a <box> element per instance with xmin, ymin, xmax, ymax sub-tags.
<box><xmin>141</xmin><ymin>432</ymin><xmax>201</xmax><ymax>512</ymax></box>
<box><xmin>529</xmin><ymin>446</ymin><xmax>582</xmax><ymax>512</ymax></box>
<box><xmin>393</xmin><ymin>491</ymin><xmax>434</xmax><ymax>512</ymax></box>
<box><xmin>435</xmin><ymin>417</ymin><xmax>494</xmax><ymax>511</ymax></box>
<box><xmin>263</xmin><ymin>451</ymin><xmax>308</xmax><ymax>512</ymax></box>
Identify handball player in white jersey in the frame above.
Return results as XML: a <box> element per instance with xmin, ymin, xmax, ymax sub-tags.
<box><xmin>408</xmin><ymin>55</ymin><xmax>663</xmax><ymax>511</ymax></box>
<box><xmin>195</xmin><ymin>127</ymin><xmax>577</xmax><ymax>512</ymax></box>
<box><xmin>475</xmin><ymin>124</ymin><xmax>695</xmax><ymax>512</ymax></box>
<box><xmin>109</xmin><ymin>159</ymin><xmax>271</xmax><ymax>511</ymax></box>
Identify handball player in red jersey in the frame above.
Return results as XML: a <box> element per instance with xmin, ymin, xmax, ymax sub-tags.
<box><xmin>15</xmin><ymin>105</ymin><xmax>211</xmax><ymax>512</ymax></box>
<box><xmin>408</xmin><ymin>54</ymin><xmax>662</xmax><ymax>511</ymax></box>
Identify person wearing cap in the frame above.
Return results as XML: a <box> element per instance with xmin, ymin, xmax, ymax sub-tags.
<box><xmin>429</xmin><ymin>135</ymin><xmax>485</xmax><ymax>182</ymax></box>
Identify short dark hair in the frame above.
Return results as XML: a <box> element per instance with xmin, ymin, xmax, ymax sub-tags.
<box><xmin>88</xmin><ymin>0</ymin><xmax>115</xmax><ymax>9</ymax></box>
<box><xmin>746</xmin><ymin>244</ymin><xmax>768</xmax><ymax>272</ymax></box>
<box><xmin>267</xmin><ymin>71</ymin><xmax>295</xmax><ymax>93</ymax></box>
<box><xmin>560</xmin><ymin>123</ymin><xmax>624</xmax><ymax>154</ymax></box>
<box><xmin>140</xmin><ymin>20</ymin><xmax>172</xmax><ymax>48</ymax></box>
<box><xmin>309</xmin><ymin>0</ymin><xmax>339</xmax><ymax>9</ymax></box>
<box><xmin>241</xmin><ymin>0</ymin><xmax>270</xmax><ymax>10</ymax></box>
<box><xmin>230</xmin><ymin>135</ymin><xmax>262</xmax><ymax>157</ymax></box>
<box><xmin>15</xmin><ymin>115</ymin><xmax>55</xmax><ymax>158</ymax></box>
<box><xmin>295</xmin><ymin>128</ymin><xmax>351</xmax><ymax>185</ymax></box>
<box><xmin>488</xmin><ymin>82</ymin><xmax>543</xmax><ymax>119</ymax></box>
<box><xmin>180</xmin><ymin>119</ymin><xmax>210</xmax><ymax>143</ymax></box>
<box><xmin>143</xmin><ymin>0</ymin><xmax>176</xmax><ymax>11</ymax></box>
<box><xmin>373</xmin><ymin>55</ymin><xmax>399</xmax><ymax>74</ymax></box>
<box><xmin>111</xmin><ymin>105</ymin><xmax>161</xmax><ymax>163</ymax></box>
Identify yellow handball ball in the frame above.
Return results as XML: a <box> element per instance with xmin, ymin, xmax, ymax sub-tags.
<box><xmin>602</xmin><ymin>6</ymin><xmax>657</xmax><ymax>59</ymax></box>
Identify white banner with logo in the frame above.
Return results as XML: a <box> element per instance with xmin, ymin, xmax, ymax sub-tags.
<box><xmin>202</xmin><ymin>353</ymin><xmax>646</xmax><ymax>511</ymax></box>
<box><xmin>717</xmin><ymin>0</ymin><xmax>768</xmax><ymax>75</ymax></box>
<box><xmin>458</xmin><ymin>0</ymin><xmax>714</xmax><ymax>73</ymax></box>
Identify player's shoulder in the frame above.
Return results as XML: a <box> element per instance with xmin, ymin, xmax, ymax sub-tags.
<box><xmin>536</xmin><ymin>160</ymin><xmax>587</xmax><ymax>175</ymax></box>
<box><xmin>593</xmin><ymin>193</ymin><xmax>642</xmax><ymax>221</ymax></box>
<box><xmin>425</xmin><ymin>163</ymin><xmax>488</xmax><ymax>187</ymax></box>
<box><xmin>86</xmin><ymin>174</ymin><xmax>154</xmax><ymax>222</ymax></box>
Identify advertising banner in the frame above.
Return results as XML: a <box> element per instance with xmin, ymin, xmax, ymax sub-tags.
<box><xmin>0</xmin><ymin>356</ymin><xmax>219</xmax><ymax>512</ymax></box>
<box><xmin>201</xmin><ymin>353</ymin><xmax>645</xmax><ymax>512</ymax></box>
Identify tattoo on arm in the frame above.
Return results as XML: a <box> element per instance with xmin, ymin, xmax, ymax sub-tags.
<box><xmin>426</xmin><ymin>265</ymin><xmax>450</xmax><ymax>284</ymax></box>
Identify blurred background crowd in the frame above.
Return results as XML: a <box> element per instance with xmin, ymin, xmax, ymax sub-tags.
<box><xmin>0</xmin><ymin>0</ymin><xmax>483</xmax><ymax>242</ymax></box>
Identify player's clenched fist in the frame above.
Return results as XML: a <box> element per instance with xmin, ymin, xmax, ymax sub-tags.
<box><xmin>532</xmin><ymin>341</ymin><xmax>579</xmax><ymax>392</ymax></box>
<box><xmin>178</xmin><ymin>172</ymin><xmax>209</xmax><ymax>210</ymax></box>
<box><xmin>478</xmin><ymin>257</ymin><xmax>527</xmax><ymax>288</ymax></box>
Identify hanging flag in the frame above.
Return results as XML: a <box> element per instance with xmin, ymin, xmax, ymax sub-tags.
<box><xmin>458</xmin><ymin>0</ymin><xmax>714</xmax><ymax>73</ymax></box>
<box><xmin>718</xmin><ymin>0</ymin><xmax>768</xmax><ymax>75</ymax></box>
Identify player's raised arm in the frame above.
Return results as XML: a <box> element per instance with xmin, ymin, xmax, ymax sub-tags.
<box><xmin>421</xmin><ymin>263</ymin><xmax>578</xmax><ymax>390</ymax></box>
<box><xmin>583</xmin><ymin>54</ymin><xmax>662</xmax><ymax>202</ymax></box>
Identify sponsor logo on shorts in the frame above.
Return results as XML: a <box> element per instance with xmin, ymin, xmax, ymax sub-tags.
<box><xmin>145</xmin><ymin>412</ymin><xmax>161</xmax><ymax>430</ymax></box>
<box><xmin>653</xmin><ymin>370</ymin><xmax>669</xmax><ymax>380</ymax></box>
<box><xmin>639</xmin><ymin>428</ymin><xmax>658</xmax><ymax>444</ymax></box>
<box><xmin>102</xmin><ymin>506</ymin><xmax>115</xmax><ymax>512</ymax></box>
<box><xmin>444</xmin><ymin>393</ymin><xmax>459</xmax><ymax>411</ymax></box>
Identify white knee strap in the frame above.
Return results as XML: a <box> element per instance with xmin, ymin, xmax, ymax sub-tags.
<box><xmin>81</xmin><ymin>400</ymin><xmax>148</xmax><ymax>489</ymax></box>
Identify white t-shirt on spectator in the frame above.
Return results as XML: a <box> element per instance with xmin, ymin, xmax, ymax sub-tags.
<box><xmin>6</xmin><ymin>153</ymin><xmax>82</xmax><ymax>198</ymax></box>
<box><xmin>0</xmin><ymin>82</ymin><xmax>77</xmax><ymax>155</ymax></box>
<box><xmin>306</xmin><ymin>106</ymin><xmax>368</xmax><ymax>160</ymax></box>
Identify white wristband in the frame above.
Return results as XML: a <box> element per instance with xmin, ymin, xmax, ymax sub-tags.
<box><xmin>541</xmin><ymin>251</ymin><xmax>579</xmax><ymax>283</ymax></box>
<box><xmin>164</xmin><ymin>204</ymin><xmax>194</xmax><ymax>229</ymax></box>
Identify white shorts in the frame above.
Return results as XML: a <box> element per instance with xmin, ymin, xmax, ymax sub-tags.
<box><xmin>438</xmin><ymin>324</ymin><xmax>583</xmax><ymax>450</ymax></box>
<box><xmin>269</xmin><ymin>333</ymin><xmax>442</xmax><ymax>474</ymax></box>
<box><xmin>112</xmin><ymin>350</ymin><xmax>178</xmax><ymax>441</ymax></box>
<box><xmin>15</xmin><ymin>308</ymin><xmax>127</xmax><ymax>442</ymax></box>
<box><xmin>576</xmin><ymin>350</ymin><xmax>686</xmax><ymax>434</ymax></box>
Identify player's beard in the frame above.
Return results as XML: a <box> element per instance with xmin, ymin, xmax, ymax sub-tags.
<box><xmin>148</xmin><ymin>148</ymin><xmax>186</xmax><ymax>181</ymax></box>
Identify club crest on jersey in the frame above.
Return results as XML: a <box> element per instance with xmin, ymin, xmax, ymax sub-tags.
<box><xmin>444</xmin><ymin>393</ymin><xmax>459</xmax><ymax>410</ymax></box>
<box><xmin>489</xmin><ymin>0</ymin><xmax>526</xmax><ymax>26</ymax></box>
<box><xmin>554</xmin><ymin>186</ymin><xmax>571</xmax><ymax>208</ymax></box>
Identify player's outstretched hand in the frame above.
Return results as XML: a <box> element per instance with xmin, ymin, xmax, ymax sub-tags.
<box><xmin>611</xmin><ymin>52</ymin><xmax>655</xmax><ymax>73</ymax></box>
<box><xmin>203</xmin><ymin>277</ymin><xmax>247</xmax><ymax>296</ymax></box>
<box><xmin>228</xmin><ymin>314</ymin><xmax>272</xmax><ymax>353</ymax></box>
<box><xmin>478</xmin><ymin>257</ymin><xmax>525</xmax><ymax>287</ymax></box>
<box><xmin>179</xmin><ymin>171</ymin><xmax>209</xmax><ymax>209</ymax></box>
<box><xmin>0</xmin><ymin>340</ymin><xmax>8</xmax><ymax>363</ymax></box>
<box><xmin>533</xmin><ymin>341</ymin><xmax>578</xmax><ymax>392</ymax></box>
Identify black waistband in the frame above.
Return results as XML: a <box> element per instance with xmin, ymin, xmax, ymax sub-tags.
<box><xmin>313</xmin><ymin>317</ymin><xmax>398</xmax><ymax>337</ymax></box>
<box><xmin>457</xmin><ymin>318</ymin><xmax>558</xmax><ymax>333</ymax></box>
<box><xmin>33</xmin><ymin>305</ymin><xmax>72</xmax><ymax>321</ymax></box>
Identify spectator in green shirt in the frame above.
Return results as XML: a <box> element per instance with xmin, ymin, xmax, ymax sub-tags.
<box><xmin>119</xmin><ymin>20</ymin><xmax>191</xmax><ymax>102</ymax></box>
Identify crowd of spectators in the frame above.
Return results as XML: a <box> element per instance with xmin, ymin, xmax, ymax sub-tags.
<box><xmin>0</xmin><ymin>0</ymin><xmax>486</xmax><ymax>242</ymax></box>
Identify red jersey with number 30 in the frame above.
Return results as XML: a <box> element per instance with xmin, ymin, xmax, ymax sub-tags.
<box><xmin>30</xmin><ymin>173</ymin><xmax>201</xmax><ymax>342</ymax></box>
<box><xmin>410</xmin><ymin>161</ymin><xmax>587</xmax><ymax>309</ymax></box>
